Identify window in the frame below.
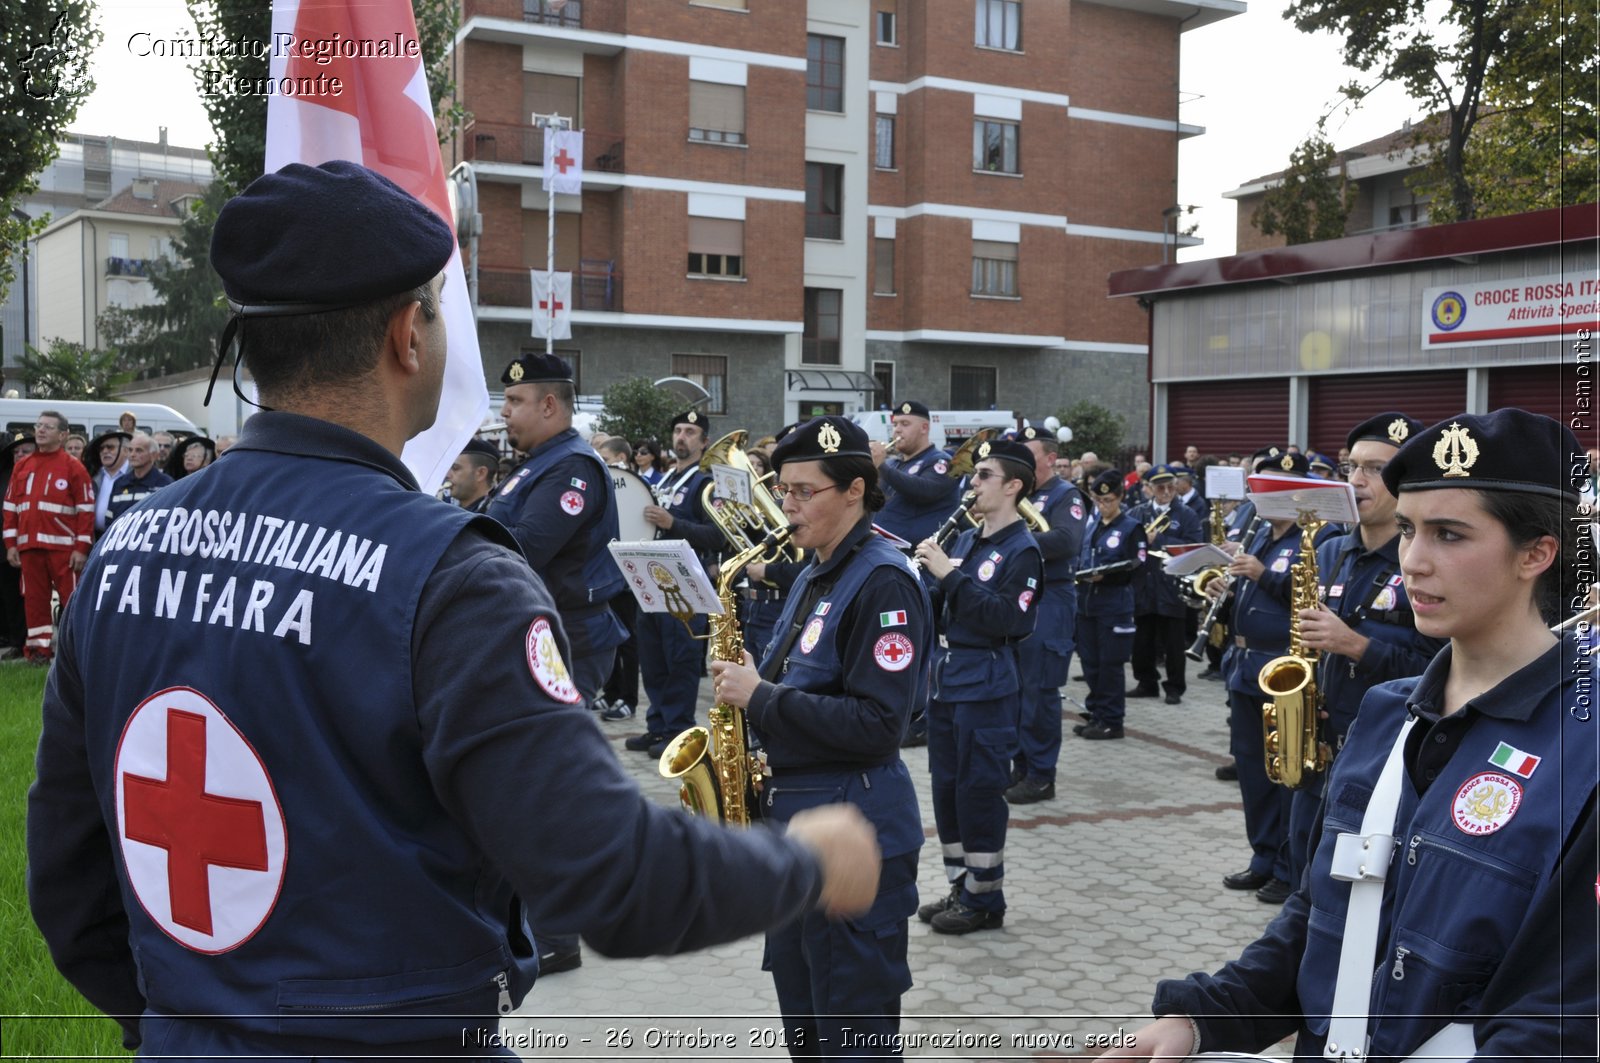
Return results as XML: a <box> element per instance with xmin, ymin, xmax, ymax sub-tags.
<box><xmin>971</xmin><ymin>239</ymin><xmax>1018</xmax><ymax>296</ymax></box>
<box><xmin>522</xmin><ymin>211</ymin><xmax>581</xmax><ymax>271</ymax></box>
<box><xmin>689</xmin><ymin>81</ymin><xmax>745</xmax><ymax>144</ymax></box>
<box><xmin>108</xmin><ymin>232</ymin><xmax>129</xmax><ymax>259</ymax></box>
<box><xmin>973</xmin><ymin>119</ymin><xmax>1019</xmax><ymax>173</ymax></box>
<box><xmin>975</xmin><ymin>0</ymin><xmax>1021</xmax><ymax>50</ymax></box>
<box><xmin>672</xmin><ymin>354</ymin><xmax>728</xmax><ymax>414</ymax></box>
<box><xmin>803</xmin><ymin>288</ymin><xmax>842</xmax><ymax>365</ymax></box>
<box><xmin>872</xmin><ymin>361</ymin><xmax>895</xmax><ymax>410</ymax></box>
<box><xmin>525</xmin><ymin>72</ymin><xmax>581</xmax><ymax>129</ymax></box>
<box><xmin>693</xmin><ymin>0</ymin><xmax>747</xmax><ymax>8</ymax></box>
<box><xmin>874</xmin><ymin>115</ymin><xmax>895</xmax><ymax>169</ymax></box>
<box><xmin>805</xmin><ymin>163</ymin><xmax>843</xmax><ymax>239</ymax></box>
<box><xmin>525</xmin><ymin>0</ymin><xmax>581</xmax><ymax>27</ymax></box>
<box><xmin>522</xmin><ymin>348</ymin><xmax>581</xmax><ymax>389</ymax></box>
<box><xmin>806</xmin><ymin>34</ymin><xmax>844</xmax><ymax>112</ymax></box>
<box><xmin>876</xmin><ymin>10</ymin><xmax>897</xmax><ymax>44</ymax></box>
<box><xmin>688</xmin><ymin>217</ymin><xmax>744</xmax><ymax>277</ymax></box>
<box><xmin>951</xmin><ymin>365</ymin><xmax>997</xmax><ymax>410</ymax></box>
<box><xmin>873</xmin><ymin>238</ymin><xmax>895</xmax><ymax>295</ymax></box>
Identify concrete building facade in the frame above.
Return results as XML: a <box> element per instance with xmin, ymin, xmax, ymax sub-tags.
<box><xmin>448</xmin><ymin>0</ymin><xmax>1240</xmax><ymax>439</ymax></box>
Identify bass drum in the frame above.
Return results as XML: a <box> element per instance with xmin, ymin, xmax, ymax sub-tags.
<box><xmin>611</xmin><ymin>466</ymin><xmax>658</xmax><ymax>541</ymax></box>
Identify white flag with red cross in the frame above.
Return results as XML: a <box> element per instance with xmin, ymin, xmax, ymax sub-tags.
<box><xmin>264</xmin><ymin>0</ymin><xmax>486</xmax><ymax>493</ymax></box>
<box><xmin>531</xmin><ymin>271</ymin><xmax>573</xmax><ymax>340</ymax></box>
<box><xmin>543</xmin><ymin>127</ymin><xmax>584</xmax><ymax>196</ymax></box>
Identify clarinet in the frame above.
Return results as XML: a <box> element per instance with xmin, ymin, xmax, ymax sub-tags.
<box><xmin>1184</xmin><ymin>514</ymin><xmax>1264</xmax><ymax>660</ymax></box>
<box><xmin>911</xmin><ymin>492</ymin><xmax>976</xmax><ymax>572</ymax></box>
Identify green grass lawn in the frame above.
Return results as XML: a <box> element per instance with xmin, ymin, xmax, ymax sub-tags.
<box><xmin>0</xmin><ymin>665</ymin><xmax>129</xmax><ymax>1059</ymax></box>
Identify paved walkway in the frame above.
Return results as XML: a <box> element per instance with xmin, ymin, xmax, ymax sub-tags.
<box><xmin>504</xmin><ymin>666</ymin><xmax>1291</xmax><ymax>1060</ymax></box>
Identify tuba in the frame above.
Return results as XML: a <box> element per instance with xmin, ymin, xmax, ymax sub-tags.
<box><xmin>1257</xmin><ymin>513</ymin><xmax>1331</xmax><ymax>789</ymax></box>
<box><xmin>698</xmin><ymin>429</ymin><xmax>802</xmax><ymax>563</ymax></box>
<box><xmin>659</xmin><ymin>528</ymin><xmax>795</xmax><ymax>824</ymax></box>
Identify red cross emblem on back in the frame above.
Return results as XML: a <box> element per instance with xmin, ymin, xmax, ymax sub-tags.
<box><xmin>117</xmin><ymin>688</ymin><xmax>287</xmax><ymax>953</ymax></box>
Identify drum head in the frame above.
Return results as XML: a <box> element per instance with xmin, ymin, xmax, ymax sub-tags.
<box><xmin>611</xmin><ymin>467</ymin><xmax>657</xmax><ymax>542</ymax></box>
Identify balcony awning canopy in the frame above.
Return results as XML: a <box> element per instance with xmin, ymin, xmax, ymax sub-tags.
<box><xmin>786</xmin><ymin>369</ymin><xmax>879</xmax><ymax>393</ymax></box>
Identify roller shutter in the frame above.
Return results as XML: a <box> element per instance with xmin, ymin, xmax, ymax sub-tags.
<box><xmin>1487</xmin><ymin>363</ymin><xmax>1586</xmax><ymax>427</ymax></box>
<box><xmin>1166</xmin><ymin>378</ymin><xmax>1290</xmax><ymax>458</ymax></box>
<box><xmin>1307</xmin><ymin>371</ymin><xmax>1467</xmax><ymax>456</ymax></box>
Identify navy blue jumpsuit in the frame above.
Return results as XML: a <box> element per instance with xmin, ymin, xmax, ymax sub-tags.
<box><xmin>1076</xmin><ymin>511</ymin><xmax>1145</xmax><ymax>730</ymax></box>
<box><xmin>877</xmin><ymin>445</ymin><xmax>960</xmax><ymax>545</ymax></box>
<box><xmin>1128</xmin><ymin>499</ymin><xmax>1203</xmax><ymax>698</ymax></box>
<box><xmin>1013</xmin><ymin>477</ymin><xmax>1087</xmax><ymax>785</ymax></box>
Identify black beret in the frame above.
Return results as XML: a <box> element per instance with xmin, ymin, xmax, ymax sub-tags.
<box><xmin>1382</xmin><ymin>408</ymin><xmax>1585</xmax><ymax>502</ymax></box>
<box><xmin>891</xmin><ymin>400</ymin><xmax>931</xmax><ymax>419</ymax></box>
<box><xmin>1011</xmin><ymin>425</ymin><xmax>1049</xmax><ymax>444</ymax></box>
<box><xmin>1144</xmin><ymin>463</ymin><xmax>1176</xmax><ymax>484</ymax></box>
<box><xmin>1090</xmin><ymin>469</ymin><xmax>1124</xmax><ymax>497</ymax></box>
<box><xmin>1347</xmin><ymin>412</ymin><xmax>1424</xmax><ymax>451</ymax></box>
<box><xmin>461</xmin><ymin>437</ymin><xmax>501</xmax><ymax>460</ymax></box>
<box><xmin>211</xmin><ymin>160</ymin><xmax>454</xmax><ymax>308</ymax></box>
<box><xmin>669</xmin><ymin>409</ymin><xmax>709</xmax><ymax>433</ymax></box>
<box><xmin>2</xmin><ymin>431</ymin><xmax>31</xmax><ymax>455</ymax></box>
<box><xmin>1261</xmin><ymin>451</ymin><xmax>1310</xmax><ymax>477</ymax></box>
<box><xmin>974</xmin><ymin>438</ymin><xmax>1035</xmax><ymax>478</ymax></box>
<box><xmin>501</xmin><ymin>352</ymin><xmax>573</xmax><ymax>386</ymax></box>
<box><xmin>1250</xmin><ymin>445</ymin><xmax>1286</xmax><ymax>473</ymax></box>
<box><xmin>770</xmin><ymin>416</ymin><xmax>872</xmax><ymax>472</ymax></box>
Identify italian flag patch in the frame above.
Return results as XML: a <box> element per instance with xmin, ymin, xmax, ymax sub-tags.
<box><xmin>1488</xmin><ymin>741</ymin><xmax>1540</xmax><ymax>779</ymax></box>
<box><xmin>879</xmin><ymin>610</ymin><xmax>907</xmax><ymax>628</ymax></box>
<box><xmin>569</xmin><ymin>477</ymin><xmax>587</xmax><ymax>490</ymax></box>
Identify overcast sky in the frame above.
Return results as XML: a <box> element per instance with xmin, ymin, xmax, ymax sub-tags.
<box><xmin>72</xmin><ymin>1</ymin><xmax>1418</xmax><ymax>261</ymax></box>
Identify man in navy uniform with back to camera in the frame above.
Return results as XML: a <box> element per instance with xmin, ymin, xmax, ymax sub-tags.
<box><xmin>485</xmin><ymin>351</ymin><xmax>632</xmax><ymax>973</ymax></box>
<box><xmin>1127</xmin><ymin>463</ymin><xmax>1204</xmax><ymax>706</ymax></box>
<box><xmin>1072</xmin><ymin>470</ymin><xmax>1147</xmax><ymax>741</ymax></box>
<box><xmin>25</xmin><ymin>159</ymin><xmax>883</xmax><ymax>1060</ymax></box>
<box><xmin>914</xmin><ymin>438</ymin><xmax>1043</xmax><ymax>934</ymax></box>
<box><xmin>1005</xmin><ymin>425</ymin><xmax>1087</xmax><ymax>804</ymax></box>
<box><xmin>627</xmin><ymin>409</ymin><xmax>724</xmax><ymax>758</ymax></box>
<box><xmin>1285</xmin><ymin>413</ymin><xmax>1444</xmax><ymax>885</ymax></box>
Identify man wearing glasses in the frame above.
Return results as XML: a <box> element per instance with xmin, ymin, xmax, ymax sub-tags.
<box><xmin>2</xmin><ymin>412</ymin><xmax>94</xmax><ymax>662</ymax></box>
<box><xmin>1284</xmin><ymin>412</ymin><xmax>1445</xmax><ymax>884</ymax></box>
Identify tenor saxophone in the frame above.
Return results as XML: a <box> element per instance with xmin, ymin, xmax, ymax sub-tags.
<box><xmin>1257</xmin><ymin>513</ymin><xmax>1331</xmax><ymax>789</ymax></box>
<box><xmin>658</xmin><ymin>529</ymin><xmax>793</xmax><ymax>825</ymax></box>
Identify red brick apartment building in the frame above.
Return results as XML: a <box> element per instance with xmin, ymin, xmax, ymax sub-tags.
<box><xmin>447</xmin><ymin>0</ymin><xmax>1241</xmax><ymax>437</ymax></box>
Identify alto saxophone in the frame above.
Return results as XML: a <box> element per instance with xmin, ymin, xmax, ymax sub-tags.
<box><xmin>658</xmin><ymin>529</ymin><xmax>794</xmax><ymax>825</ymax></box>
<box><xmin>1257</xmin><ymin>513</ymin><xmax>1331</xmax><ymax>789</ymax></box>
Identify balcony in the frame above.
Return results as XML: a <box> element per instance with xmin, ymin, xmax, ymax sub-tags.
<box><xmin>465</xmin><ymin>121</ymin><xmax>625</xmax><ymax>174</ymax></box>
<box><xmin>462</xmin><ymin>0</ymin><xmax>624</xmax><ymax>33</ymax></box>
<box><xmin>106</xmin><ymin>257</ymin><xmax>153</xmax><ymax>277</ymax></box>
<box><xmin>479</xmin><ymin>265</ymin><xmax>623</xmax><ymax>311</ymax></box>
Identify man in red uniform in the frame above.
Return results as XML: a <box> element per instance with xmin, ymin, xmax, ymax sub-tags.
<box><xmin>3</xmin><ymin>410</ymin><xmax>94</xmax><ymax>662</ymax></box>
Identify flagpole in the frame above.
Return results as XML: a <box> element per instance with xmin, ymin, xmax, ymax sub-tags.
<box><xmin>538</xmin><ymin>112</ymin><xmax>570</xmax><ymax>358</ymax></box>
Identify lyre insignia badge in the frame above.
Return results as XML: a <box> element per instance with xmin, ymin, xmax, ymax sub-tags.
<box><xmin>1387</xmin><ymin>418</ymin><xmax>1410</xmax><ymax>444</ymax></box>
<box><xmin>899</xmin><ymin>402</ymin><xmax>912</xmax><ymax>415</ymax></box>
<box><xmin>1280</xmin><ymin>454</ymin><xmax>1295</xmax><ymax>471</ymax></box>
<box><xmin>507</xmin><ymin>361</ymin><xmax>525</xmax><ymax>382</ymax></box>
<box><xmin>817</xmin><ymin>422</ymin><xmax>842</xmax><ymax>453</ymax></box>
<box><xmin>1432</xmin><ymin>422</ymin><xmax>1479</xmax><ymax>478</ymax></box>
<box><xmin>978</xmin><ymin>441</ymin><xmax>991</xmax><ymax>459</ymax></box>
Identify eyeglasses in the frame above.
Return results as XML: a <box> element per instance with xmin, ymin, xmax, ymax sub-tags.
<box><xmin>771</xmin><ymin>483</ymin><xmax>839</xmax><ymax>502</ymax></box>
<box><xmin>1338</xmin><ymin>461</ymin><xmax>1388</xmax><ymax>478</ymax></box>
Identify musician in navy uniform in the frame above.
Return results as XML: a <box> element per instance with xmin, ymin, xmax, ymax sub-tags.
<box><xmin>913</xmin><ymin>439</ymin><xmax>1042</xmax><ymax>933</ymax></box>
<box><xmin>1128</xmin><ymin>464</ymin><xmax>1204</xmax><ymax>705</ymax></box>
<box><xmin>24</xmin><ymin>160</ymin><xmax>883</xmax><ymax>1060</ymax></box>
<box><xmin>870</xmin><ymin>400</ymin><xmax>961</xmax><ymax>545</ymax></box>
<box><xmin>629</xmin><ymin>410</ymin><xmax>724</xmax><ymax>758</ymax></box>
<box><xmin>1284</xmin><ymin>413</ymin><xmax>1445</xmax><ymax>885</ymax></box>
<box><xmin>1006</xmin><ymin>426</ymin><xmax>1087</xmax><ymax>804</ymax></box>
<box><xmin>711</xmin><ymin>415</ymin><xmax>930</xmax><ymax>1059</ymax></box>
<box><xmin>1073</xmin><ymin>470</ymin><xmax>1146</xmax><ymax>740</ymax></box>
<box><xmin>1109</xmin><ymin>409</ymin><xmax>1597</xmax><ymax>1063</ymax></box>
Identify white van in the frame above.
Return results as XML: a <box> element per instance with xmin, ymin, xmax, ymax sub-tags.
<box><xmin>851</xmin><ymin>410</ymin><xmax>1016</xmax><ymax>449</ymax></box>
<box><xmin>0</xmin><ymin>399</ymin><xmax>199</xmax><ymax>441</ymax></box>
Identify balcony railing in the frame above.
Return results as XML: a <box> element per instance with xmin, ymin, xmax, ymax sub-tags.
<box><xmin>524</xmin><ymin>0</ymin><xmax>582</xmax><ymax>26</ymax></box>
<box><xmin>464</xmin><ymin>121</ymin><xmax>625</xmax><ymax>174</ymax></box>
<box><xmin>479</xmin><ymin>266</ymin><xmax>622</xmax><ymax>311</ymax></box>
<box><xmin>106</xmin><ymin>257</ymin><xmax>153</xmax><ymax>277</ymax></box>
<box><xmin>463</xmin><ymin>0</ymin><xmax>623</xmax><ymax>32</ymax></box>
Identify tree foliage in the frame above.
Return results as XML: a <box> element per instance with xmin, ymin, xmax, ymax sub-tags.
<box><xmin>1284</xmin><ymin>0</ymin><xmax>1518</xmax><ymax>223</ymax></box>
<box><xmin>20</xmin><ymin>339</ymin><xmax>132</xmax><ymax>400</ymax></box>
<box><xmin>1055</xmin><ymin>400</ymin><xmax>1125</xmax><ymax>461</ymax></box>
<box><xmin>0</xmin><ymin>1</ymin><xmax>100</xmax><ymax>304</ymax></box>
<box><xmin>98</xmin><ymin>183</ymin><xmax>232</xmax><ymax>379</ymax></box>
<box><xmin>187</xmin><ymin>0</ymin><xmax>465</xmax><ymax>197</ymax></box>
<box><xmin>1253</xmin><ymin>133</ymin><xmax>1360</xmax><ymax>244</ymax></box>
<box><xmin>596</xmin><ymin>377</ymin><xmax>684</xmax><ymax>445</ymax></box>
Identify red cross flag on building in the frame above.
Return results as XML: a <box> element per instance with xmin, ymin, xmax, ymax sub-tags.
<box><xmin>531</xmin><ymin>270</ymin><xmax>573</xmax><ymax>340</ymax></box>
<box><xmin>543</xmin><ymin>126</ymin><xmax>585</xmax><ymax>196</ymax></box>
<box><xmin>264</xmin><ymin>0</ymin><xmax>487</xmax><ymax>493</ymax></box>
<box><xmin>115</xmin><ymin>688</ymin><xmax>287</xmax><ymax>953</ymax></box>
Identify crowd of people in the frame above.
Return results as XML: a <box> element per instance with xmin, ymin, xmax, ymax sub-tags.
<box><xmin>22</xmin><ymin>160</ymin><xmax>1596</xmax><ymax>1062</ymax></box>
